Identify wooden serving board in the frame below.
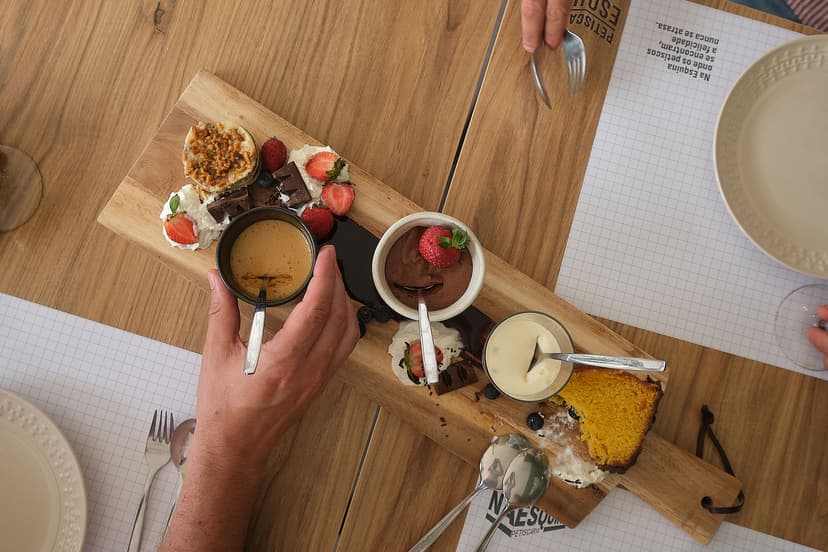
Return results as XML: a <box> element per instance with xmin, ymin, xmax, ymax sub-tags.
<box><xmin>98</xmin><ymin>70</ymin><xmax>741</xmax><ymax>543</ymax></box>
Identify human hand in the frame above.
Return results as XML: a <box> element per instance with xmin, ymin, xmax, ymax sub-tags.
<box><xmin>193</xmin><ymin>245</ymin><xmax>359</xmax><ymax>470</ymax></box>
<box><xmin>521</xmin><ymin>0</ymin><xmax>572</xmax><ymax>52</ymax></box>
<box><xmin>804</xmin><ymin>305</ymin><xmax>828</xmax><ymax>370</ymax></box>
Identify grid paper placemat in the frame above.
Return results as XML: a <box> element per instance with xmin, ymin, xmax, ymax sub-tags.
<box><xmin>555</xmin><ymin>0</ymin><xmax>827</xmax><ymax>379</ymax></box>
<box><xmin>0</xmin><ymin>292</ymin><xmax>200</xmax><ymax>551</ymax></box>
<box><xmin>457</xmin><ymin>487</ymin><xmax>817</xmax><ymax>551</ymax></box>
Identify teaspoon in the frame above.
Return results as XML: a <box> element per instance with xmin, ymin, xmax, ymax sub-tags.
<box><xmin>475</xmin><ymin>448</ymin><xmax>551</xmax><ymax>552</ymax></box>
<box><xmin>408</xmin><ymin>433</ymin><xmax>531</xmax><ymax>552</ymax></box>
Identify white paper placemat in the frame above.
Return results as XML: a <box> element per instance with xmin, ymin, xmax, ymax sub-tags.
<box><xmin>457</xmin><ymin>488</ymin><xmax>817</xmax><ymax>551</ymax></box>
<box><xmin>0</xmin><ymin>292</ymin><xmax>200</xmax><ymax>551</ymax></box>
<box><xmin>555</xmin><ymin>0</ymin><xmax>827</xmax><ymax>379</ymax></box>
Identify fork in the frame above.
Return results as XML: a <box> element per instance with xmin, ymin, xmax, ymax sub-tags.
<box><xmin>562</xmin><ymin>29</ymin><xmax>586</xmax><ymax>94</ymax></box>
<box><xmin>127</xmin><ymin>410</ymin><xmax>173</xmax><ymax>552</ymax></box>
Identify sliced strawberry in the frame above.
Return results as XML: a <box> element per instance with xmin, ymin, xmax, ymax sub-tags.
<box><xmin>320</xmin><ymin>182</ymin><xmax>355</xmax><ymax>216</ymax></box>
<box><xmin>164</xmin><ymin>212</ymin><xmax>198</xmax><ymax>245</ymax></box>
<box><xmin>261</xmin><ymin>137</ymin><xmax>288</xmax><ymax>172</ymax></box>
<box><xmin>306</xmin><ymin>151</ymin><xmax>345</xmax><ymax>181</ymax></box>
<box><xmin>403</xmin><ymin>340</ymin><xmax>444</xmax><ymax>381</ymax></box>
<box><xmin>418</xmin><ymin>226</ymin><xmax>468</xmax><ymax>268</ymax></box>
<box><xmin>301</xmin><ymin>207</ymin><xmax>335</xmax><ymax>240</ymax></box>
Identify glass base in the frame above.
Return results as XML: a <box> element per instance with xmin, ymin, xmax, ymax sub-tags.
<box><xmin>0</xmin><ymin>145</ymin><xmax>43</xmax><ymax>232</ymax></box>
<box><xmin>775</xmin><ymin>284</ymin><xmax>828</xmax><ymax>371</ymax></box>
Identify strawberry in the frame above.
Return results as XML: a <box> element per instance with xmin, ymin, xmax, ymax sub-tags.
<box><xmin>320</xmin><ymin>182</ymin><xmax>355</xmax><ymax>216</ymax></box>
<box><xmin>418</xmin><ymin>226</ymin><xmax>468</xmax><ymax>268</ymax></box>
<box><xmin>306</xmin><ymin>151</ymin><xmax>345</xmax><ymax>181</ymax></box>
<box><xmin>164</xmin><ymin>213</ymin><xmax>198</xmax><ymax>244</ymax></box>
<box><xmin>402</xmin><ymin>340</ymin><xmax>444</xmax><ymax>382</ymax></box>
<box><xmin>301</xmin><ymin>207</ymin><xmax>335</xmax><ymax>240</ymax></box>
<box><xmin>163</xmin><ymin>193</ymin><xmax>198</xmax><ymax>245</ymax></box>
<box><xmin>261</xmin><ymin>138</ymin><xmax>287</xmax><ymax>172</ymax></box>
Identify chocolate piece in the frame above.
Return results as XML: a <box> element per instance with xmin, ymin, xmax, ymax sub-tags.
<box><xmin>207</xmin><ymin>187</ymin><xmax>250</xmax><ymax>221</ymax></box>
<box><xmin>434</xmin><ymin>360</ymin><xmax>479</xmax><ymax>395</ymax></box>
<box><xmin>248</xmin><ymin>181</ymin><xmax>286</xmax><ymax>208</ymax></box>
<box><xmin>274</xmin><ymin>162</ymin><xmax>311</xmax><ymax>207</ymax></box>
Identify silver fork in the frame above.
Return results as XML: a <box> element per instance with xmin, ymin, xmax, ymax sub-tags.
<box><xmin>127</xmin><ymin>410</ymin><xmax>173</xmax><ymax>552</ymax></box>
<box><xmin>562</xmin><ymin>29</ymin><xmax>586</xmax><ymax>94</ymax></box>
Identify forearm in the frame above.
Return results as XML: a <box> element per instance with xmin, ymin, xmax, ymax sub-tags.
<box><xmin>159</xmin><ymin>442</ymin><xmax>265</xmax><ymax>552</ymax></box>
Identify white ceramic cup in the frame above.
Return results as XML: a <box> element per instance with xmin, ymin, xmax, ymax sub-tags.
<box><xmin>371</xmin><ymin>212</ymin><xmax>486</xmax><ymax>321</ymax></box>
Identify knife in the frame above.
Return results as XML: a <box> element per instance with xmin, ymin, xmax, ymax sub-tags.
<box><xmin>417</xmin><ymin>293</ymin><xmax>440</xmax><ymax>385</ymax></box>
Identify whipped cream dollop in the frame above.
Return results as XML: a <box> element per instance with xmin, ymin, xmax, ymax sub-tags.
<box><xmin>388</xmin><ymin>321</ymin><xmax>463</xmax><ymax>386</ymax></box>
<box><xmin>287</xmin><ymin>145</ymin><xmax>350</xmax><ymax>200</ymax></box>
<box><xmin>160</xmin><ymin>184</ymin><xmax>227</xmax><ymax>250</ymax></box>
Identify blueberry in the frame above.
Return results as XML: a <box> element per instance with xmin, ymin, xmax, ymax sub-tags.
<box><xmin>256</xmin><ymin>170</ymin><xmax>276</xmax><ymax>188</ymax></box>
<box><xmin>357</xmin><ymin>306</ymin><xmax>375</xmax><ymax>324</ymax></box>
<box><xmin>568</xmin><ymin>406</ymin><xmax>580</xmax><ymax>420</ymax></box>
<box><xmin>483</xmin><ymin>383</ymin><xmax>500</xmax><ymax>400</ymax></box>
<box><xmin>527</xmin><ymin>413</ymin><xmax>544</xmax><ymax>431</ymax></box>
<box><xmin>374</xmin><ymin>304</ymin><xmax>393</xmax><ymax>323</ymax></box>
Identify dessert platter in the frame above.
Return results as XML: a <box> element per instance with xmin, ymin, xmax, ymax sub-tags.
<box><xmin>99</xmin><ymin>70</ymin><xmax>741</xmax><ymax>543</ymax></box>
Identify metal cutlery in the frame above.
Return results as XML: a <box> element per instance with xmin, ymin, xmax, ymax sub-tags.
<box><xmin>417</xmin><ymin>292</ymin><xmax>440</xmax><ymax>385</ymax></box>
<box><xmin>127</xmin><ymin>410</ymin><xmax>173</xmax><ymax>552</ymax></box>
<box><xmin>408</xmin><ymin>434</ymin><xmax>531</xmax><ymax>552</ymax></box>
<box><xmin>531</xmin><ymin>29</ymin><xmax>587</xmax><ymax>108</ymax></box>
<box><xmin>563</xmin><ymin>29</ymin><xmax>586</xmax><ymax>94</ymax></box>
<box><xmin>164</xmin><ymin>418</ymin><xmax>196</xmax><ymax>535</ymax></box>
<box><xmin>474</xmin><ymin>448</ymin><xmax>550</xmax><ymax>552</ymax></box>
<box><xmin>531</xmin><ymin>341</ymin><xmax>666</xmax><ymax>373</ymax></box>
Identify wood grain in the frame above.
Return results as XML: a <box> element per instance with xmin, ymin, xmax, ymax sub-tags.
<box><xmin>99</xmin><ymin>69</ymin><xmax>741</xmax><ymax>543</ymax></box>
<box><xmin>246</xmin><ymin>380</ymin><xmax>379</xmax><ymax>551</ymax></box>
<box><xmin>0</xmin><ymin>1</ymin><xmax>500</xmax><ymax>551</ymax></box>
<box><xmin>444</xmin><ymin>0</ymin><xmax>827</xmax><ymax>547</ymax></box>
<box><xmin>336</xmin><ymin>408</ymin><xmax>479</xmax><ymax>552</ymax></box>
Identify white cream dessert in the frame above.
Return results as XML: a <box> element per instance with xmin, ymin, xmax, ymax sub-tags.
<box><xmin>160</xmin><ymin>184</ymin><xmax>227</xmax><ymax>250</ymax></box>
<box><xmin>287</xmin><ymin>145</ymin><xmax>350</xmax><ymax>200</ymax></box>
<box><xmin>388</xmin><ymin>321</ymin><xmax>463</xmax><ymax>386</ymax></box>
<box><xmin>538</xmin><ymin>408</ymin><xmax>608</xmax><ymax>488</ymax></box>
<box><xmin>484</xmin><ymin>316</ymin><xmax>564</xmax><ymax>400</ymax></box>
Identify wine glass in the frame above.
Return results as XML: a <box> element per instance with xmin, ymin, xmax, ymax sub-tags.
<box><xmin>0</xmin><ymin>144</ymin><xmax>43</xmax><ymax>232</ymax></box>
<box><xmin>774</xmin><ymin>284</ymin><xmax>828</xmax><ymax>371</ymax></box>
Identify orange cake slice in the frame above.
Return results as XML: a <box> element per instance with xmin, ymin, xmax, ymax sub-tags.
<box><xmin>550</xmin><ymin>368</ymin><xmax>663</xmax><ymax>472</ymax></box>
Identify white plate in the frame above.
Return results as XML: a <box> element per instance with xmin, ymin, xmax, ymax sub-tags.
<box><xmin>0</xmin><ymin>388</ymin><xmax>86</xmax><ymax>551</ymax></box>
<box><xmin>714</xmin><ymin>35</ymin><xmax>828</xmax><ymax>278</ymax></box>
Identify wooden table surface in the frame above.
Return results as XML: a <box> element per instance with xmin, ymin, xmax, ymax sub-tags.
<box><xmin>0</xmin><ymin>1</ymin><xmax>824</xmax><ymax>551</ymax></box>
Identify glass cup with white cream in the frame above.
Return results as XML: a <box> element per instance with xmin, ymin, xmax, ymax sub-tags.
<box><xmin>483</xmin><ymin>312</ymin><xmax>574</xmax><ymax>402</ymax></box>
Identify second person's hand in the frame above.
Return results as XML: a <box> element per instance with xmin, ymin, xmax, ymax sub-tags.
<box><xmin>521</xmin><ymin>0</ymin><xmax>573</xmax><ymax>52</ymax></box>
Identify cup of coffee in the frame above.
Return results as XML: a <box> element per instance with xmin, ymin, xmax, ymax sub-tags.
<box><xmin>215</xmin><ymin>207</ymin><xmax>317</xmax><ymax>374</ymax></box>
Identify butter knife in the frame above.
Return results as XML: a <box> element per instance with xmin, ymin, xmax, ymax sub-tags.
<box><xmin>417</xmin><ymin>293</ymin><xmax>440</xmax><ymax>385</ymax></box>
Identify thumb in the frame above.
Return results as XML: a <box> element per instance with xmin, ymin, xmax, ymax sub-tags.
<box><xmin>205</xmin><ymin>269</ymin><xmax>241</xmax><ymax>351</ymax></box>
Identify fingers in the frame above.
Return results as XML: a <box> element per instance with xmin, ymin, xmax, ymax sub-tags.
<box><xmin>521</xmin><ymin>0</ymin><xmax>546</xmax><ymax>53</ymax></box>
<box><xmin>269</xmin><ymin>245</ymin><xmax>337</xmax><ymax>354</ymax></box>
<box><xmin>817</xmin><ymin>305</ymin><xmax>828</xmax><ymax>320</ymax></box>
<box><xmin>205</xmin><ymin>269</ymin><xmax>241</xmax><ymax>353</ymax></box>
<box><xmin>310</xmin><ymin>259</ymin><xmax>359</xmax><ymax>372</ymax></box>
<box><xmin>544</xmin><ymin>0</ymin><xmax>571</xmax><ymax>49</ymax></box>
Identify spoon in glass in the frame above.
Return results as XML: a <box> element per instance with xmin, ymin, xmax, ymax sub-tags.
<box><xmin>408</xmin><ymin>433</ymin><xmax>531</xmax><ymax>552</ymax></box>
<box><xmin>530</xmin><ymin>341</ymin><xmax>666</xmax><ymax>373</ymax></box>
<box><xmin>474</xmin><ymin>448</ymin><xmax>551</xmax><ymax>552</ymax></box>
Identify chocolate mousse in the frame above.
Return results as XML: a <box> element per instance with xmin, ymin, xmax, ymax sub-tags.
<box><xmin>384</xmin><ymin>226</ymin><xmax>472</xmax><ymax>310</ymax></box>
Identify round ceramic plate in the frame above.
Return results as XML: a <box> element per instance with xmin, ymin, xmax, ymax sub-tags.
<box><xmin>0</xmin><ymin>388</ymin><xmax>87</xmax><ymax>551</ymax></box>
<box><xmin>714</xmin><ymin>35</ymin><xmax>828</xmax><ymax>278</ymax></box>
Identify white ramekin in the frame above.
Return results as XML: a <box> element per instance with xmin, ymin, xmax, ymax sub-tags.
<box><xmin>371</xmin><ymin>212</ymin><xmax>486</xmax><ymax>322</ymax></box>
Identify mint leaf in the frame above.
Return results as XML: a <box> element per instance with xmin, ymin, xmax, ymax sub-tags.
<box><xmin>169</xmin><ymin>194</ymin><xmax>180</xmax><ymax>215</ymax></box>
